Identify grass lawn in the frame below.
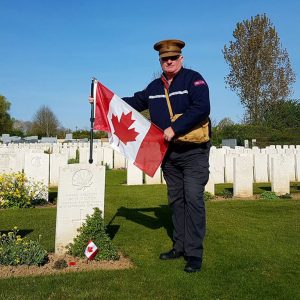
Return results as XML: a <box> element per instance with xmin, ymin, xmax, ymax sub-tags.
<box><xmin>0</xmin><ymin>170</ymin><xmax>300</xmax><ymax>300</ymax></box>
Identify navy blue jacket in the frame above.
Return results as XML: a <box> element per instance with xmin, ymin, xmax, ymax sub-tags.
<box><xmin>123</xmin><ymin>67</ymin><xmax>210</xmax><ymax>135</ymax></box>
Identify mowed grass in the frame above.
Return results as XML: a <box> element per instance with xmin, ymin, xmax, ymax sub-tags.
<box><xmin>0</xmin><ymin>170</ymin><xmax>299</xmax><ymax>300</ymax></box>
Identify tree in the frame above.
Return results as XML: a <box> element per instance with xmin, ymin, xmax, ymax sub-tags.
<box><xmin>263</xmin><ymin>99</ymin><xmax>300</xmax><ymax>129</ymax></box>
<box><xmin>12</xmin><ymin>119</ymin><xmax>33</xmax><ymax>136</ymax></box>
<box><xmin>31</xmin><ymin>105</ymin><xmax>60</xmax><ymax>137</ymax></box>
<box><xmin>223</xmin><ymin>14</ymin><xmax>296</xmax><ymax>125</ymax></box>
<box><xmin>217</xmin><ymin>117</ymin><xmax>235</xmax><ymax>130</ymax></box>
<box><xmin>0</xmin><ymin>95</ymin><xmax>13</xmax><ymax>134</ymax></box>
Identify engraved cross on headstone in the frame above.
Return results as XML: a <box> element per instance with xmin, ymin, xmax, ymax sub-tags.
<box><xmin>71</xmin><ymin>209</ymin><xmax>86</xmax><ymax>228</ymax></box>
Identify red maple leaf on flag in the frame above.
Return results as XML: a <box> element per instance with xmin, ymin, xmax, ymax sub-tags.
<box><xmin>111</xmin><ymin>112</ymin><xmax>139</xmax><ymax>145</ymax></box>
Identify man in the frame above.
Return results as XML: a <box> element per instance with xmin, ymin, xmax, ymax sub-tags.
<box><xmin>91</xmin><ymin>39</ymin><xmax>210</xmax><ymax>272</ymax></box>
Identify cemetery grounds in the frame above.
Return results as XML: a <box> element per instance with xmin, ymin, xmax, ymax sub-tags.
<box><xmin>0</xmin><ymin>170</ymin><xmax>299</xmax><ymax>299</ymax></box>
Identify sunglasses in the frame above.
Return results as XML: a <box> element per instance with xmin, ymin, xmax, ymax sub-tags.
<box><xmin>161</xmin><ymin>55</ymin><xmax>180</xmax><ymax>62</ymax></box>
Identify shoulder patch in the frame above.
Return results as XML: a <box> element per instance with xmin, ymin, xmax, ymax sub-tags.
<box><xmin>194</xmin><ymin>80</ymin><xmax>206</xmax><ymax>86</ymax></box>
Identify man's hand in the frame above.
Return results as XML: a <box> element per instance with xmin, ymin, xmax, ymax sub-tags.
<box><xmin>88</xmin><ymin>96</ymin><xmax>94</xmax><ymax>103</ymax></box>
<box><xmin>164</xmin><ymin>127</ymin><xmax>175</xmax><ymax>142</ymax></box>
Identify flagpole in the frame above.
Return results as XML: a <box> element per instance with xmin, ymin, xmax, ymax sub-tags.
<box><xmin>89</xmin><ymin>78</ymin><xmax>95</xmax><ymax>164</ymax></box>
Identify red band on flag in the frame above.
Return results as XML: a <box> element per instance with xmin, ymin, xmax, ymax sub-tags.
<box><xmin>134</xmin><ymin>124</ymin><xmax>168</xmax><ymax>177</ymax></box>
<box><xmin>94</xmin><ymin>82</ymin><xmax>114</xmax><ymax>132</ymax></box>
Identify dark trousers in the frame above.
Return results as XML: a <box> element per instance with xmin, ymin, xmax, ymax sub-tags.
<box><xmin>162</xmin><ymin>142</ymin><xmax>210</xmax><ymax>259</ymax></box>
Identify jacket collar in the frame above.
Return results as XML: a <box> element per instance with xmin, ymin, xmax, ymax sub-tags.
<box><xmin>161</xmin><ymin>67</ymin><xmax>184</xmax><ymax>89</ymax></box>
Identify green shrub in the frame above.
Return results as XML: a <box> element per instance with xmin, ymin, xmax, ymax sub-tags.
<box><xmin>68</xmin><ymin>158</ymin><xmax>79</xmax><ymax>164</ymax></box>
<box><xmin>260</xmin><ymin>191</ymin><xmax>280</xmax><ymax>200</ymax></box>
<box><xmin>204</xmin><ymin>191</ymin><xmax>215</xmax><ymax>201</ymax></box>
<box><xmin>220</xmin><ymin>189</ymin><xmax>233</xmax><ymax>199</ymax></box>
<box><xmin>0</xmin><ymin>172</ymin><xmax>48</xmax><ymax>209</ymax></box>
<box><xmin>0</xmin><ymin>227</ymin><xmax>48</xmax><ymax>266</ymax></box>
<box><xmin>66</xmin><ymin>208</ymin><xmax>119</xmax><ymax>261</ymax></box>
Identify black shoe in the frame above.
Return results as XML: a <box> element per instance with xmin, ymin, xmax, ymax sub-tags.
<box><xmin>184</xmin><ymin>256</ymin><xmax>202</xmax><ymax>272</ymax></box>
<box><xmin>159</xmin><ymin>249</ymin><xmax>184</xmax><ymax>260</ymax></box>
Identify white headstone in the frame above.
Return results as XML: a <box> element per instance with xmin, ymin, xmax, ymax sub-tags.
<box><xmin>145</xmin><ymin>168</ymin><xmax>161</xmax><ymax>184</ymax></box>
<box><xmin>24</xmin><ymin>153</ymin><xmax>49</xmax><ymax>187</ymax></box>
<box><xmin>127</xmin><ymin>161</ymin><xmax>143</xmax><ymax>185</ymax></box>
<box><xmin>224</xmin><ymin>154</ymin><xmax>238</xmax><ymax>183</ymax></box>
<box><xmin>205</xmin><ymin>174</ymin><xmax>215</xmax><ymax>195</ymax></box>
<box><xmin>69</xmin><ymin>146</ymin><xmax>77</xmax><ymax>160</ymax></box>
<box><xmin>0</xmin><ymin>152</ymin><xmax>22</xmax><ymax>174</ymax></box>
<box><xmin>267</xmin><ymin>154</ymin><xmax>279</xmax><ymax>180</ymax></box>
<box><xmin>55</xmin><ymin>164</ymin><xmax>105</xmax><ymax>254</ymax></box>
<box><xmin>65</xmin><ymin>133</ymin><xmax>73</xmax><ymax>140</ymax></box>
<box><xmin>253</xmin><ymin>153</ymin><xmax>269</xmax><ymax>182</ymax></box>
<box><xmin>103</xmin><ymin>147</ymin><xmax>113</xmax><ymax>169</ymax></box>
<box><xmin>94</xmin><ymin>147</ymin><xmax>104</xmax><ymax>165</ymax></box>
<box><xmin>295</xmin><ymin>155</ymin><xmax>300</xmax><ymax>182</ymax></box>
<box><xmin>209</xmin><ymin>149</ymin><xmax>225</xmax><ymax>184</ymax></box>
<box><xmin>79</xmin><ymin>147</ymin><xmax>88</xmax><ymax>163</ymax></box>
<box><xmin>286</xmin><ymin>154</ymin><xmax>296</xmax><ymax>181</ymax></box>
<box><xmin>285</xmin><ymin>148</ymin><xmax>296</xmax><ymax>155</ymax></box>
<box><xmin>233</xmin><ymin>156</ymin><xmax>253</xmax><ymax>197</ymax></box>
<box><xmin>49</xmin><ymin>153</ymin><xmax>68</xmax><ymax>186</ymax></box>
<box><xmin>113</xmin><ymin>151</ymin><xmax>127</xmax><ymax>169</ymax></box>
<box><xmin>271</xmin><ymin>156</ymin><xmax>290</xmax><ymax>195</ymax></box>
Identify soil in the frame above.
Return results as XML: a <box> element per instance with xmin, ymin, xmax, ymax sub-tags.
<box><xmin>0</xmin><ymin>252</ymin><xmax>133</xmax><ymax>279</ymax></box>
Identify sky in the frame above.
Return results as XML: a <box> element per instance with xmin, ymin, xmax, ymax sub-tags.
<box><xmin>0</xmin><ymin>0</ymin><xmax>299</xmax><ymax>131</ymax></box>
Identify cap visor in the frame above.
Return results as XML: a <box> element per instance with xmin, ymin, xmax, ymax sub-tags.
<box><xmin>159</xmin><ymin>52</ymin><xmax>181</xmax><ymax>58</ymax></box>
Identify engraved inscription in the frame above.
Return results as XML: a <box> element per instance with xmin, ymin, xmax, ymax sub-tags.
<box><xmin>58</xmin><ymin>193</ymin><xmax>99</xmax><ymax>208</ymax></box>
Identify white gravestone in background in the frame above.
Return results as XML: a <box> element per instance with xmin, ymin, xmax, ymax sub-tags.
<box><xmin>79</xmin><ymin>147</ymin><xmax>88</xmax><ymax>163</ymax></box>
<box><xmin>114</xmin><ymin>151</ymin><xmax>127</xmax><ymax>169</ymax></box>
<box><xmin>233</xmin><ymin>156</ymin><xmax>253</xmax><ymax>197</ymax></box>
<box><xmin>209</xmin><ymin>149</ymin><xmax>225</xmax><ymax>184</ymax></box>
<box><xmin>295</xmin><ymin>155</ymin><xmax>300</xmax><ymax>181</ymax></box>
<box><xmin>205</xmin><ymin>172</ymin><xmax>215</xmax><ymax>195</ymax></box>
<box><xmin>145</xmin><ymin>168</ymin><xmax>161</xmax><ymax>184</ymax></box>
<box><xmin>127</xmin><ymin>161</ymin><xmax>143</xmax><ymax>185</ymax></box>
<box><xmin>253</xmin><ymin>153</ymin><xmax>269</xmax><ymax>182</ymax></box>
<box><xmin>285</xmin><ymin>154</ymin><xmax>296</xmax><ymax>181</ymax></box>
<box><xmin>0</xmin><ymin>153</ymin><xmax>22</xmax><ymax>174</ymax></box>
<box><xmin>69</xmin><ymin>146</ymin><xmax>77</xmax><ymax>160</ymax></box>
<box><xmin>55</xmin><ymin>164</ymin><xmax>105</xmax><ymax>254</ymax></box>
<box><xmin>24</xmin><ymin>153</ymin><xmax>49</xmax><ymax>187</ymax></box>
<box><xmin>103</xmin><ymin>147</ymin><xmax>113</xmax><ymax>169</ymax></box>
<box><xmin>224</xmin><ymin>154</ymin><xmax>238</xmax><ymax>183</ymax></box>
<box><xmin>49</xmin><ymin>153</ymin><xmax>68</xmax><ymax>186</ymax></box>
<box><xmin>271</xmin><ymin>156</ymin><xmax>290</xmax><ymax>195</ymax></box>
<box><xmin>94</xmin><ymin>147</ymin><xmax>104</xmax><ymax>165</ymax></box>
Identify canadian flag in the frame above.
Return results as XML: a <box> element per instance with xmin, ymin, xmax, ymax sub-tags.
<box><xmin>93</xmin><ymin>80</ymin><xmax>168</xmax><ymax>177</ymax></box>
<box><xmin>84</xmin><ymin>240</ymin><xmax>98</xmax><ymax>260</ymax></box>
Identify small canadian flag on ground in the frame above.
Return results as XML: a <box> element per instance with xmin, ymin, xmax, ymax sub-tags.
<box><xmin>84</xmin><ymin>240</ymin><xmax>98</xmax><ymax>260</ymax></box>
